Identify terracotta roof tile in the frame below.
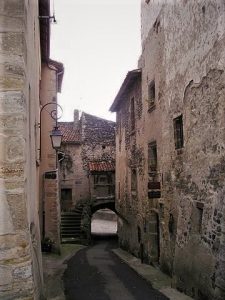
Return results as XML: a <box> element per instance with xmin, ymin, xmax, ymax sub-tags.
<box><xmin>58</xmin><ymin>122</ymin><xmax>81</xmax><ymax>143</ymax></box>
<box><xmin>88</xmin><ymin>161</ymin><xmax>115</xmax><ymax>172</ymax></box>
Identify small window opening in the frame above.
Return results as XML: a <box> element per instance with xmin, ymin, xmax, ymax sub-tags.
<box><xmin>196</xmin><ymin>206</ymin><xmax>203</xmax><ymax>234</ymax></box>
<box><xmin>148</xmin><ymin>81</ymin><xmax>156</xmax><ymax>111</ymax></box>
<box><xmin>130</xmin><ymin>97</ymin><xmax>135</xmax><ymax>132</ymax></box>
<box><xmin>148</xmin><ymin>141</ymin><xmax>157</xmax><ymax>172</ymax></box>
<box><xmin>131</xmin><ymin>168</ymin><xmax>137</xmax><ymax>192</ymax></box>
<box><xmin>173</xmin><ymin>115</ymin><xmax>184</xmax><ymax>149</ymax></box>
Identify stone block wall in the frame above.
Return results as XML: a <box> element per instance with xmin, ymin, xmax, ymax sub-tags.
<box><xmin>0</xmin><ymin>1</ymin><xmax>44</xmax><ymax>299</ymax></box>
<box><xmin>116</xmin><ymin>1</ymin><xmax>225</xmax><ymax>299</ymax></box>
<box><xmin>44</xmin><ymin>173</ymin><xmax>61</xmax><ymax>252</ymax></box>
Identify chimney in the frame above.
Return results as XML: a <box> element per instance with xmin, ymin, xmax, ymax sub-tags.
<box><xmin>74</xmin><ymin>109</ymin><xmax>79</xmax><ymax>129</ymax></box>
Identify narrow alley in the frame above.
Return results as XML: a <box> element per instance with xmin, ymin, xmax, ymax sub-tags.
<box><xmin>63</xmin><ymin>236</ymin><xmax>168</xmax><ymax>300</ymax></box>
<box><xmin>1</xmin><ymin>1</ymin><xmax>225</xmax><ymax>300</ymax></box>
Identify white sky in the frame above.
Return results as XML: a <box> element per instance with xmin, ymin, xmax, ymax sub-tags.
<box><xmin>51</xmin><ymin>0</ymin><xmax>141</xmax><ymax>122</ymax></box>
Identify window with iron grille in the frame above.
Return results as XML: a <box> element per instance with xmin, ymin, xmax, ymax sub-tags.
<box><xmin>173</xmin><ymin>115</ymin><xmax>184</xmax><ymax>149</ymax></box>
<box><xmin>148</xmin><ymin>141</ymin><xmax>157</xmax><ymax>172</ymax></box>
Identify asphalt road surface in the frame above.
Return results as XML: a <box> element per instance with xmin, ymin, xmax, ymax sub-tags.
<box><xmin>63</xmin><ymin>235</ymin><xmax>168</xmax><ymax>300</ymax></box>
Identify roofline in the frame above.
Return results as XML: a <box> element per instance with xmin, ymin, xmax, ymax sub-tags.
<box><xmin>62</xmin><ymin>141</ymin><xmax>81</xmax><ymax>145</ymax></box>
<box><xmin>109</xmin><ymin>69</ymin><xmax>141</xmax><ymax>112</ymax></box>
<box><xmin>47</xmin><ymin>59</ymin><xmax>64</xmax><ymax>92</ymax></box>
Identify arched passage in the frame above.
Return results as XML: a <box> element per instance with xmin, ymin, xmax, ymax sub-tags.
<box><xmin>91</xmin><ymin>208</ymin><xmax>117</xmax><ymax>237</ymax></box>
<box><xmin>60</xmin><ymin>198</ymin><xmax>117</xmax><ymax>244</ymax></box>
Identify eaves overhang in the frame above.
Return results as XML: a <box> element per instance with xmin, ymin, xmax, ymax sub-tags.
<box><xmin>109</xmin><ymin>68</ymin><xmax>141</xmax><ymax>112</ymax></box>
<box><xmin>47</xmin><ymin>59</ymin><xmax>64</xmax><ymax>92</ymax></box>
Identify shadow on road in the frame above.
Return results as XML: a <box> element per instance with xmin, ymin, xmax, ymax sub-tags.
<box><xmin>90</xmin><ymin>233</ymin><xmax>118</xmax><ymax>249</ymax></box>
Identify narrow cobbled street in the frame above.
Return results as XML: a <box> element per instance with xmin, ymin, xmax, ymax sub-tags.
<box><xmin>63</xmin><ymin>236</ymin><xmax>168</xmax><ymax>300</ymax></box>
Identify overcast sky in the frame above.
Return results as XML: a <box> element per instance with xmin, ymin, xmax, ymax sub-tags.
<box><xmin>51</xmin><ymin>0</ymin><xmax>141</xmax><ymax>121</ymax></box>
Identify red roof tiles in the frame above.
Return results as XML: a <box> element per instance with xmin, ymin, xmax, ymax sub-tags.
<box><xmin>58</xmin><ymin>122</ymin><xmax>81</xmax><ymax>143</ymax></box>
<box><xmin>88</xmin><ymin>161</ymin><xmax>115</xmax><ymax>172</ymax></box>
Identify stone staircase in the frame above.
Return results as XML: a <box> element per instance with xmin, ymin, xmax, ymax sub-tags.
<box><xmin>60</xmin><ymin>204</ymin><xmax>84</xmax><ymax>243</ymax></box>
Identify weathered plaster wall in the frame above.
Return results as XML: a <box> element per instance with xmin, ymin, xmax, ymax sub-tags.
<box><xmin>60</xmin><ymin>143</ymin><xmax>90</xmax><ymax>207</ymax></box>
<box><xmin>0</xmin><ymin>0</ymin><xmax>43</xmax><ymax>299</ymax></box>
<box><xmin>140</xmin><ymin>1</ymin><xmax>225</xmax><ymax>299</ymax></box>
<box><xmin>39</xmin><ymin>64</ymin><xmax>61</xmax><ymax>251</ymax></box>
<box><xmin>115</xmin><ymin>77</ymin><xmax>143</xmax><ymax>258</ymax></box>
<box><xmin>116</xmin><ymin>1</ymin><xmax>225</xmax><ymax>299</ymax></box>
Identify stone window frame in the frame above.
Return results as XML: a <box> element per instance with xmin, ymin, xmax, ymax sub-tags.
<box><xmin>148</xmin><ymin>80</ymin><xmax>156</xmax><ymax>112</ymax></box>
<box><xmin>173</xmin><ymin>114</ymin><xmax>184</xmax><ymax>150</ymax></box>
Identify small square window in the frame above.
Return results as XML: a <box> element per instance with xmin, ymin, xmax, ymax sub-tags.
<box><xmin>173</xmin><ymin>115</ymin><xmax>184</xmax><ymax>149</ymax></box>
<box><xmin>148</xmin><ymin>81</ymin><xmax>156</xmax><ymax>112</ymax></box>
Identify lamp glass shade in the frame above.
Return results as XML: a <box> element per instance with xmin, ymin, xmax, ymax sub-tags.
<box><xmin>50</xmin><ymin>127</ymin><xmax>62</xmax><ymax>149</ymax></box>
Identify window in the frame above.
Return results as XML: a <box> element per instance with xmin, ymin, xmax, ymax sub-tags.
<box><xmin>131</xmin><ymin>168</ymin><xmax>137</xmax><ymax>192</ymax></box>
<box><xmin>94</xmin><ymin>175</ymin><xmax>107</xmax><ymax>185</ymax></box>
<box><xmin>148</xmin><ymin>80</ymin><xmax>156</xmax><ymax>111</ymax></box>
<box><xmin>196</xmin><ymin>202</ymin><xmax>204</xmax><ymax>234</ymax></box>
<box><xmin>99</xmin><ymin>176</ymin><xmax>107</xmax><ymax>183</ymax></box>
<box><xmin>148</xmin><ymin>141</ymin><xmax>157</xmax><ymax>172</ymax></box>
<box><xmin>173</xmin><ymin>115</ymin><xmax>184</xmax><ymax>149</ymax></box>
<box><xmin>148</xmin><ymin>141</ymin><xmax>161</xmax><ymax>199</ymax></box>
<box><xmin>130</xmin><ymin>97</ymin><xmax>135</xmax><ymax>132</ymax></box>
<box><xmin>61</xmin><ymin>188</ymin><xmax>72</xmax><ymax>201</ymax></box>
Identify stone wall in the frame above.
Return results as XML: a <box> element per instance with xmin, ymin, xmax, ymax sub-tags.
<box><xmin>115</xmin><ymin>76</ymin><xmax>143</xmax><ymax>258</ymax></box>
<box><xmin>60</xmin><ymin>112</ymin><xmax>116</xmax><ymax>210</ymax></box>
<box><xmin>60</xmin><ymin>143</ymin><xmax>90</xmax><ymax>207</ymax></box>
<box><xmin>0</xmin><ymin>0</ymin><xmax>44</xmax><ymax>299</ymax></box>
<box><xmin>39</xmin><ymin>64</ymin><xmax>61</xmax><ymax>252</ymax></box>
<box><xmin>115</xmin><ymin>1</ymin><xmax>225</xmax><ymax>299</ymax></box>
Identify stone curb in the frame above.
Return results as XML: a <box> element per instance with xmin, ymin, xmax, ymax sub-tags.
<box><xmin>112</xmin><ymin>248</ymin><xmax>194</xmax><ymax>300</ymax></box>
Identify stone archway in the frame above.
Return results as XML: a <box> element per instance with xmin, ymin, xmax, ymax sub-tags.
<box><xmin>60</xmin><ymin>199</ymin><xmax>116</xmax><ymax>244</ymax></box>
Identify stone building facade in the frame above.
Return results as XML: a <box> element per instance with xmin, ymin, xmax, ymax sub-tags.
<box><xmin>0</xmin><ymin>0</ymin><xmax>63</xmax><ymax>298</ymax></box>
<box><xmin>59</xmin><ymin>110</ymin><xmax>115</xmax><ymax>211</ymax></box>
<box><xmin>111</xmin><ymin>1</ymin><xmax>225</xmax><ymax>299</ymax></box>
<box><xmin>39</xmin><ymin>59</ymin><xmax>64</xmax><ymax>253</ymax></box>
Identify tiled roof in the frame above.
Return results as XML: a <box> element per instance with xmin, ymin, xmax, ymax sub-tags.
<box><xmin>82</xmin><ymin>113</ymin><xmax>115</xmax><ymax>145</ymax></box>
<box><xmin>58</xmin><ymin>122</ymin><xmax>81</xmax><ymax>143</ymax></box>
<box><xmin>88</xmin><ymin>161</ymin><xmax>115</xmax><ymax>172</ymax></box>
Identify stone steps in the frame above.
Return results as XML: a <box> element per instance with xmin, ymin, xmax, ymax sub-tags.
<box><xmin>61</xmin><ymin>209</ymin><xmax>83</xmax><ymax>243</ymax></box>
